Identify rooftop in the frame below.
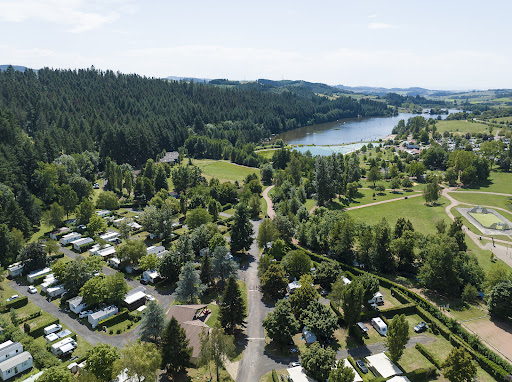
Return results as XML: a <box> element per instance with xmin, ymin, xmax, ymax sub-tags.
<box><xmin>366</xmin><ymin>353</ymin><xmax>402</xmax><ymax>379</ymax></box>
<box><xmin>167</xmin><ymin>304</ymin><xmax>207</xmax><ymax>323</ymax></box>
<box><xmin>0</xmin><ymin>352</ymin><xmax>32</xmax><ymax>372</ymax></box>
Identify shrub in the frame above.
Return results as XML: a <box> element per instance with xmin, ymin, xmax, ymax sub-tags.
<box><xmin>4</xmin><ymin>296</ymin><xmax>28</xmax><ymax>311</ymax></box>
<box><xmin>271</xmin><ymin>370</ymin><xmax>279</xmax><ymax>382</ymax></box>
<box><xmin>416</xmin><ymin>343</ymin><xmax>442</xmax><ymax>369</ymax></box>
<box><xmin>99</xmin><ymin>310</ymin><xmax>129</xmax><ymax>328</ymax></box>
<box><xmin>29</xmin><ymin>318</ymin><xmax>60</xmax><ymax>338</ymax></box>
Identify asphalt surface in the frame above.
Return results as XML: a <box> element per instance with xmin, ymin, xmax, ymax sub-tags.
<box><xmin>9</xmin><ymin>242</ymin><xmax>175</xmax><ymax>347</ymax></box>
<box><xmin>236</xmin><ymin>219</ymin><xmax>298</xmax><ymax>382</ymax></box>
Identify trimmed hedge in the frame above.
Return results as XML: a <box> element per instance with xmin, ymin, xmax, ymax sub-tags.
<box><xmin>380</xmin><ymin>302</ymin><xmax>417</xmax><ymax>318</ymax></box>
<box><xmin>48</xmin><ymin>252</ymin><xmax>65</xmax><ymax>262</ymax></box>
<box><xmin>31</xmin><ymin>274</ymin><xmax>49</xmax><ymax>286</ymax></box>
<box><xmin>29</xmin><ymin>318</ymin><xmax>60</xmax><ymax>338</ymax></box>
<box><xmin>403</xmin><ymin>366</ymin><xmax>437</xmax><ymax>380</ymax></box>
<box><xmin>4</xmin><ymin>296</ymin><xmax>28</xmax><ymax>311</ymax></box>
<box><xmin>222</xmin><ymin>203</ymin><xmax>232</xmax><ymax>211</ymax></box>
<box><xmin>18</xmin><ymin>310</ymin><xmax>42</xmax><ymax>324</ymax></box>
<box><xmin>415</xmin><ymin>343</ymin><xmax>442</xmax><ymax>369</ymax></box>
<box><xmin>99</xmin><ymin>309</ymin><xmax>129</xmax><ymax>328</ymax></box>
<box><xmin>271</xmin><ymin>369</ymin><xmax>279</xmax><ymax>382</ymax></box>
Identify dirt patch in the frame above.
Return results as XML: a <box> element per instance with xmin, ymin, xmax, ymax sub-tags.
<box><xmin>463</xmin><ymin>317</ymin><xmax>512</xmax><ymax>364</ymax></box>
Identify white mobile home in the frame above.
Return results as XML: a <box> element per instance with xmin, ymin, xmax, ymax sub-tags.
<box><xmin>50</xmin><ymin>337</ymin><xmax>76</xmax><ymax>356</ymax></box>
<box><xmin>72</xmin><ymin>237</ymin><xmax>94</xmax><ymax>251</ymax></box>
<box><xmin>124</xmin><ymin>287</ymin><xmax>147</xmax><ymax>310</ymax></box>
<box><xmin>95</xmin><ymin>246</ymin><xmax>116</xmax><ymax>259</ymax></box>
<box><xmin>60</xmin><ymin>232</ymin><xmax>81</xmax><ymax>245</ymax></box>
<box><xmin>40</xmin><ymin>276</ymin><xmax>57</xmax><ymax>293</ymax></box>
<box><xmin>371</xmin><ymin>317</ymin><xmax>388</xmax><ymax>336</ymax></box>
<box><xmin>26</xmin><ymin>268</ymin><xmax>52</xmax><ymax>284</ymax></box>
<box><xmin>113</xmin><ymin>218</ymin><xmax>125</xmax><ymax>228</ymax></box>
<box><xmin>68</xmin><ymin>296</ymin><xmax>87</xmax><ymax>314</ymax></box>
<box><xmin>44</xmin><ymin>324</ymin><xmax>62</xmax><ymax>336</ymax></box>
<box><xmin>47</xmin><ymin>285</ymin><xmax>66</xmax><ymax>298</ymax></box>
<box><xmin>7</xmin><ymin>262</ymin><xmax>23</xmax><ymax>278</ymax></box>
<box><xmin>99</xmin><ymin>231</ymin><xmax>120</xmax><ymax>243</ymax></box>
<box><xmin>142</xmin><ymin>269</ymin><xmax>160</xmax><ymax>283</ymax></box>
<box><xmin>88</xmin><ymin>306</ymin><xmax>118</xmax><ymax>328</ymax></box>
<box><xmin>109</xmin><ymin>257</ymin><xmax>121</xmax><ymax>269</ymax></box>
<box><xmin>146</xmin><ymin>245</ymin><xmax>166</xmax><ymax>255</ymax></box>
<box><xmin>95</xmin><ymin>210</ymin><xmax>111</xmax><ymax>217</ymax></box>
<box><xmin>0</xmin><ymin>342</ymin><xmax>13</xmax><ymax>352</ymax></box>
<box><xmin>0</xmin><ymin>352</ymin><xmax>33</xmax><ymax>381</ymax></box>
<box><xmin>0</xmin><ymin>342</ymin><xmax>23</xmax><ymax>362</ymax></box>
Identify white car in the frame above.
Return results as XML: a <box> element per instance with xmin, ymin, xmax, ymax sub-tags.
<box><xmin>79</xmin><ymin>310</ymin><xmax>93</xmax><ymax>319</ymax></box>
<box><xmin>28</xmin><ymin>286</ymin><xmax>37</xmax><ymax>294</ymax></box>
<box><xmin>291</xmin><ymin>362</ymin><xmax>301</xmax><ymax>367</ymax></box>
<box><xmin>145</xmin><ymin>295</ymin><xmax>156</xmax><ymax>301</ymax></box>
<box><xmin>6</xmin><ymin>295</ymin><xmax>19</xmax><ymax>302</ymax></box>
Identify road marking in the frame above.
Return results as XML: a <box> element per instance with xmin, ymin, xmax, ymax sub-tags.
<box><xmin>247</xmin><ymin>338</ymin><xmax>265</xmax><ymax>340</ymax></box>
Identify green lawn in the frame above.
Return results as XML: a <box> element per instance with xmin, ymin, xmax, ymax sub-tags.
<box><xmin>255</xmin><ymin>149</ymin><xmax>278</xmax><ymax>160</ymax></box>
<box><xmin>346</xmin><ymin>195</ymin><xmax>451</xmax><ymax>235</ymax></box>
<box><xmin>469</xmin><ymin>212</ymin><xmax>505</xmax><ymax>228</ymax></box>
<box><xmin>449</xmin><ymin>191</ymin><xmax>512</xmax><ymax>212</ymax></box>
<box><xmin>191</xmin><ymin>159</ymin><xmax>259</xmax><ymax>183</ymax></box>
<box><xmin>332</xmin><ymin>188</ymin><xmax>421</xmax><ymax>209</ymax></box>
<box><xmin>435</xmin><ymin>120</ymin><xmax>489</xmax><ymax>135</ymax></box>
<box><xmin>397</xmin><ymin>346</ymin><xmax>433</xmax><ymax>373</ymax></box>
<box><xmin>464</xmin><ymin>171</ymin><xmax>512</xmax><ymax>195</ymax></box>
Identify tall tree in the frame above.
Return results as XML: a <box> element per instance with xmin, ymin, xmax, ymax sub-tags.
<box><xmin>161</xmin><ymin>317</ymin><xmax>192</xmax><ymax>377</ymax></box>
<box><xmin>219</xmin><ymin>276</ymin><xmax>246</xmax><ymax>333</ymax></box>
<box><xmin>300</xmin><ymin>300</ymin><xmax>339</xmax><ymax>340</ymax></box>
<box><xmin>385</xmin><ymin>314</ymin><xmax>410</xmax><ymax>362</ymax></box>
<box><xmin>290</xmin><ymin>274</ymin><xmax>319</xmax><ymax>317</ymax></box>
<box><xmin>212</xmin><ymin>246</ymin><xmax>238</xmax><ymax>284</ymax></box>
<box><xmin>230</xmin><ymin>202</ymin><xmax>254</xmax><ymax>253</ymax></box>
<box><xmin>139</xmin><ymin>300</ymin><xmax>166</xmax><ymax>344</ymax></box>
<box><xmin>76</xmin><ymin>198</ymin><xmax>95</xmax><ymax>225</ymax></box>
<box><xmin>59</xmin><ymin>184</ymin><xmax>78</xmax><ymax>218</ymax></box>
<box><xmin>200</xmin><ymin>253</ymin><xmax>214</xmax><ymax>287</ymax></box>
<box><xmin>487</xmin><ymin>281</ymin><xmax>512</xmax><ymax>319</ymax></box>
<box><xmin>157</xmin><ymin>250</ymin><xmax>182</xmax><ymax>284</ymax></box>
<box><xmin>260</xmin><ymin>263</ymin><xmax>288</xmax><ymax>301</ymax></box>
<box><xmin>442</xmin><ymin>347</ymin><xmax>477</xmax><ymax>382</ymax></box>
<box><xmin>85</xmin><ymin>343</ymin><xmax>120</xmax><ymax>382</ymax></box>
<box><xmin>329</xmin><ymin>360</ymin><xmax>355</xmax><ymax>382</ymax></box>
<box><xmin>87</xmin><ymin>214</ymin><xmax>107</xmax><ymax>236</ymax></box>
<box><xmin>341</xmin><ymin>281</ymin><xmax>364</xmax><ymax>330</ymax></box>
<box><xmin>113</xmin><ymin>341</ymin><xmax>162</xmax><ymax>382</ymax></box>
<box><xmin>281</xmin><ymin>250</ymin><xmax>312</xmax><ymax>280</ymax></box>
<box><xmin>302</xmin><ymin>342</ymin><xmax>336</xmax><ymax>382</ymax></box>
<box><xmin>44</xmin><ymin>202</ymin><xmax>65</xmax><ymax>229</ymax></box>
<box><xmin>197</xmin><ymin>324</ymin><xmax>235</xmax><ymax>382</ymax></box>
<box><xmin>262</xmin><ymin>299</ymin><xmax>299</xmax><ymax>348</ymax></box>
<box><xmin>175</xmin><ymin>261</ymin><xmax>206</xmax><ymax>303</ymax></box>
<box><xmin>18</xmin><ymin>242</ymin><xmax>47</xmax><ymax>273</ymax></box>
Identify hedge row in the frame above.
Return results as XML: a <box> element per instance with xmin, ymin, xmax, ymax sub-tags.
<box><xmin>415</xmin><ymin>343</ymin><xmax>442</xmax><ymax>369</ymax></box>
<box><xmin>403</xmin><ymin>366</ymin><xmax>438</xmax><ymax>380</ymax></box>
<box><xmin>271</xmin><ymin>369</ymin><xmax>279</xmax><ymax>382</ymax></box>
<box><xmin>29</xmin><ymin>318</ymin><xmax>60</xmax><ymax>338</ymax></box>
<box><xmin>18</xmin><ymin>310</ymin><xmax>42</xmax><ymax>324</ymax></box>
<box><xmin>31</xmin><ymin>274</ymin><xmax>49</xmax><ymax>286</ymax></box>
<box><xmin>48</xmin><ymin>253</ymin><xmax>65</xmax><ymax>262</ymax></box>
<box><xmin>98</xmin><ymin>310</ymin><xmax>129</xmax><ymax>328</ymax></box>
<box><xmin>293</xmin><ymin>244</ymin><xmax>512</xmax><ymax>376</ymax></box>
<box><xmin>3</xmin><ymin>296</ymin><xmax>28</xmax><ymax>311</ymax></box>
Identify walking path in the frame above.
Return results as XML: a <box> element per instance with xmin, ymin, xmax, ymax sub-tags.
<box><xmin>262</xmin><ymin>185</ymin><xmax>275</xmax><ymax>219</ymax></box>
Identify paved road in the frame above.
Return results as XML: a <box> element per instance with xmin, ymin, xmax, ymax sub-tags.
<box><xmin>336</xmin><ymin>334</ymin><xmax>435</xmax><ymax>359</ymax></box>
<box><xmin>236</xmin><ymin>218</ymin><xmax>298</xmax><ymax>382</ymax></box>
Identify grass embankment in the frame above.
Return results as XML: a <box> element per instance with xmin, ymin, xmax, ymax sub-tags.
<box><xmin>435</xmin><ymin>120</ymin><xmax>490</xmax><ymax>135</ymax></box>
<box><xmin>191</xmin><ymin>159</ymin><xmax>259</xmax><ymax>184</ymax></box>
<box><xmin>463</xmin><ymin>171</ymin><xmax>512</xmax><ymax>195</ymax></box>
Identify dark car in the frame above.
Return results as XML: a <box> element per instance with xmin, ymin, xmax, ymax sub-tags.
<box><xmin>414</xmin><ymin>321</ymin><xmax>428</xmax><ymax>333</ymax></box>
<box><xmin>356</xmin><ymin>360</ymin><xmax>368</xmax><ymax>374</ymax></box>
<box><xmin>140</xmin><ymin>278</ymin><xmax>148</xmax><ymax>285</ymax></box>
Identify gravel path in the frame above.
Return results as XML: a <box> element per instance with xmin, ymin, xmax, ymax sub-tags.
<box><xmin>262</xmin><ymin>185</ymin><xmax>275</xmax><ymax>219</ymax></box>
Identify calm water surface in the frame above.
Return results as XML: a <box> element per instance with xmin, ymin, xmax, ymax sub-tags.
<box><xmin>277</xmin><ymin>110</ymin><xmax>461</xmax><ymax>148</ymax></box>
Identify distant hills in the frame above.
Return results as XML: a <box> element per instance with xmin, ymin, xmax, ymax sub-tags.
<box><xmin>334</xmin><ymin>85</ymin><xmax>454</xmax><ymax>97</ymax></box>
<box><xmin>0</xmin><ymin>65</ymin><xmax>32</xmax><ymax>72</ymax></box>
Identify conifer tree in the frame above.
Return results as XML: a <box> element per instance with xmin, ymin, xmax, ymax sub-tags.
<box><xmin>230</xmin><ymin>202</ymin><xmax>254</xmax><ymax>253</ymax></box>
<box><xmin>219</xmin><ymin>276</ymin><xmax>246</xmax><ymax>333</ymax></box>
<box><xmin>161</xmin><ymin>317</ymin><xmax>192</xmax><ymax>377</ymax></box>
<box><xmin>139</xmin><ymin>300</ymin><xmax>166</xmax><ymax>344</ymax></box>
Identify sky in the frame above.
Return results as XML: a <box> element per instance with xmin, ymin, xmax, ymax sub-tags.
<box><xmin>1</xmin><ymin>0</ymin><xmax>511</xmax><ymax>90</ymax></box>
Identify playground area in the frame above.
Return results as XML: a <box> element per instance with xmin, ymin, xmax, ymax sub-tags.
<box><xmin>458</xmin><ymin>206</ymin><xmax>512</xmax><ymax>235</ymax></box>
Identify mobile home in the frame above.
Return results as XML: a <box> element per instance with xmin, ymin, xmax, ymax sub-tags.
<box><xmin>7</xmin><ymin>263</ymin><xmax>23</xmax><ymax>278</ymax></box>
<box><xmin>88</xmin><ymin>306</ymin><xmax>118</xmax><ymax>328</ymax></box>
<box><xmin>0</xmin><ymin>352</ymin><xmax>33</xmax><ymax>381</ymax></box>
<box><xmin>72</xmin><ymin>237</ymin><xmax>94</xmax><ymax>251</ymax></box>
<box><xmin>68</xmin><ymin>296</ymin><xmax>87</xmax><ymax>314</ymax></box>
<box><xmin>26</xmin><ymin>268</ymin><xmax>52</xmax><ymax>284</ymax></box>
<box><xmin>60</xmin><ymin>232</ymin><xmax>81</xmax><ymax>245</ymax></box>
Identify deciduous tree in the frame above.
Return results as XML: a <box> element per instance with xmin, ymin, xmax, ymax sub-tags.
<box><xmin>442</xmin><ymin>347</ymin><xmax>477</xmax><ymax>382</ymax></box>
<box><xmin>113</xmin><ymin>341</ymin><xmax>162</xmax><ymax>382</ymax></box>
<box><xmin>386</xmin><ymin>314</ymin><xmax>410</xmax><ymax>362</ymax></box>
<box><xmin>262</xmin><ymin>299</ymin><xmax>299</xmax><ymax>348</ymax></box>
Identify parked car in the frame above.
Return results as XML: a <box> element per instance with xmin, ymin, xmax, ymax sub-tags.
<box><xmin>291</xmin><ymin>362</ymin><xmax>301</xmax><ymax>367</ymax></box>
<box><xmin>79</xmin><ymin>310</ymin><xmax>93</xmax><ymax>319</ymax></box>
<box><xmin>414</xmin><ymin>321</ymin><xmax>428</xmax><ymax>333</ymax></box>
<box><xmin>27</xmin><ymin>286</ymin><xmax>37</xmax><ymax>294</ymax></box>
<box><xmin>140</xmin><ymin>278</ymin><xmax>148</xmax><ymax>285</ymax></box>
<box><xmin>6</xmin><ymin>295</ymin><xmax>19</xmax><ymax>302</ymax></box>
<box><xmin>145</xmin><ymin>295</ymin><xmax>155</xmax><ymax>301</ymax></box>
<box><xmin>356</xmin><ymin>360</ymin><xmax>368</xmax><ymax>374</ymax></box>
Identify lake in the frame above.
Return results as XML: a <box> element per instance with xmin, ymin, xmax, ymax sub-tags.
<box><xmin>276</xmin><ymin>109</ymin><xmax>461</xmax><ymax>156</ymax></box>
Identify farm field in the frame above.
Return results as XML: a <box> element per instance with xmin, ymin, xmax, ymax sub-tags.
<box><xmin>191</xmin><ymin>159</ymin><xmax>259</xmax><ymax>183</ymax></box>
<box><xmin>346</xmin><ymin>195</ymin><xmax>450</xmax><ymax>234</ymax></box>
<box><xmin>435</xmin><ymin>120</ymin><xmax>489</xmax><ymax>134</ymax></box>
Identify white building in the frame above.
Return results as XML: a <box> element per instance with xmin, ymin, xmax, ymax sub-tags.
<box><xmin>60</xmin><ymin>232</ymin><xmax>81</xmax><ymax>245</ymax></box>
<box><xmin>109</xmin><ymin>257</ymin><xmax>121</xmax><ymax>269</ymax></box>
<box><xmin>366</xmin><ymin>353</ymin><xmax>402</xmax><ymax>378</ymax></box>
<box><xmin>146</xmin><ymin>245</ymin><xmax>166</xmax><ymax>255</ymax></box>
<box><xmin>46</xmin><ymin>285</ymin><xmax>66</xmax><ymax>298</ymax></box>
<box><xmin>124</xmin><ymin>287</ymin><xmax>147</xmax><ymax>310</ymax></box>
<box><xmin>371</xmin><ymin>317</ymin><xmax>388</xmax><ymax>336</ymax></box>
<box><xmin>43</xmin><ymin>324</ymin><xmax>62</xmax><ymax>336</ymax></box>
<box><xmin>95</xmin><ymin>246</ymin><xmax>117</xmax><ymax>259</ymax></box>
<box><xmin>0</xmin><ymin>351</ymin><xmax>33</xmax><ymax>381</ymax></box>
<box><xmin>68</xmin><ymin>296</ymin><xmax>87</xmax><ymax>314</ymax></box>
<box><xmin>99</xmin><ymin>231</ymin><xmax>120</xmax><ymax>243</ymax></box>
<box><xmin>50</xmin><ymin>337</ymin><xmax>76</xmax><ymax>356</ymax></box>
<box><xmin>287</xmin><ymin>279</ymin><xmax>301</xmax><ymax>294</ymax></box>
<box><xmin>142</xmin><ymin>269</ymin><xmax>160</xmax><ymax>283</ymax></box>
<box><xmin>0</xmin><ymin>342</ymin><xmax>23</xmax><ymax>362</ymax></box>
<box><xmin>95</xmin><ymin>210</ymin><xmax>111</xmax><ymax>217</ymax></box>
<box><xmin>88</xmin><ymin>306</ymin><xmax>118</xmax><ymax>328</ymax></box>
<box><xmin>40</xmin><ymin>275</ymin><xmax>57</xmax><ymax>293</ymax></box>
<box><xmin>287</xmin><ymin>366</ymin><xmax>315</xmax><ymax>382</ymax></box>
<box><xmin>7</xmin><ymin>262</ymin><xmax>23</xmax><ymax>278</ymax></box>
<box><xmin>26</xmin><ymin>268</ymin><xmax>52</xmax><ymax>284</ymax></box>
<box><xmin>72</xmin><ymin>237</ymin><xmax>94</xmax><ymax>251</ymax></box>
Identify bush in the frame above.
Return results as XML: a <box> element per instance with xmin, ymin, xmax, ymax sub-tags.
<box><xmin>48</xmin><ymin>252</ymin><xmax>65</xmax><ymax>262</ymax></box>
<box><xmin>415</xmin><ymin>343</ymin><xmax>442</xmax><ymax>369</ymax></box>
<box><xmin>271</xmin><ymin>370</ymin><xmax>279</xmax><ymax>382</ymax></box>
<box><xmin>404</xmin><ymin>366</ymin><xmax>437</xmax><ymax>380</ymax></box>
<box><xmin>462</xmin><ymin>284</ymin><xmax>479</xmax><ymax>303</ymax></box>
<box><xmin>3</xmin><ymin>296</ymin><xmax>28</xmax><ymax>311</ymax></box>
<box><xmin>222</xmin><ymin>203</ymin><xmax>232</xmax><ymax>211</ymax></box>
<box><xmin>99</xmin><ymin>310</ymin><xmax>129</xmax><ymax>328</ymax></box>
<box><xmin>18</xmin><ymin>311</ymin><xmax>42</xmax><ymax>324</ymax></box>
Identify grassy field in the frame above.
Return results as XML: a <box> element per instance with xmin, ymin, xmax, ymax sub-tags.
<box><xmin>469</xmin><ymin>212</ymin><xmax>504</xmax><ymax>228</ymax></box>
<box><xmin>327</xmin><ymin>188</ymin><xmax>422</xmax><ymax>210</ymax></box>
<box><xmin>397</xmin><ymin>346</ymin><xmax>433</xmax><ymax>373</ymax></box>
<box><xmin>435</xmin><ymin>120</ymin><xmax>490</xmax><ymax>135</ymax></box>
<box><xmin>191</xmin><ymin>159</ymin><xmax>259</xmax><ymax>183</ymax></box>
<box><xmin>346</xmin><ymin>195</ymin><xmax>450</xmax><ymax>234</ymax></box>
<box><xmin>464</xmin><ymin>171</ymin><xmax>512</xmax><ymax>195</ymax></box>
<box><xmin>449</xmin><ymin>191</ymin><xmax>512</xmax><ymax>212</ymax></box>
<box><xmin>255</xmin><ymin>148</ymin><xmax>278</xmax><ymax>160</ymax></box>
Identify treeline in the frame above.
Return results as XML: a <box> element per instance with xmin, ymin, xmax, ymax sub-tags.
<box><xmin>385</xmin><ymin>93</ymin><xmax>447</xmax><ymax>107</ymax></box>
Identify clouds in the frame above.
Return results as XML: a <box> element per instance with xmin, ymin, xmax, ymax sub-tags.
<box><xmin>0</xmin><ymin>0</ymin><xmax>133</xmax><ymax>33</ymax></box>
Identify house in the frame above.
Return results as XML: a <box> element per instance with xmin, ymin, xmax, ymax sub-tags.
<box><xmin>7</xmin><ymin>262</ymin><xmax>23</xmax><ymax>278</ymax></box>
<box><xmin>95</xmin><ymin>246</ymin><xmax>117</xmax><ymax>259</ymax></box>
<box><xmin>44</xmin><ymin>324</ymin><xmax>62</xmax><ymax>336</ymax></box>
<box><xmin>0</xmin><ymin>342</ymin><xmax>23</xmax><ymax>362</ymax></box>
<box><xmin>0</xmin><ymin>351</ymin><xmax>33</xmax><ymax>381</ymax></box>
<box><xmin>99</xmin><ymin>231</ymin><xmax>120</xmax><ymax>243</ymax></box>
<box><xmin>371</xmin><ymin>317</ymin><xmax>388</xmax><ymax>336</ymax></box>
<box><xmin>302</xmin><ymin>327</ymin><xmax>317</xmax><ymax>344</ymax></box>
<box><xmin>366</xmin><ymin>353</ymin><xmax>402</xmax><ymax>378</ymax></box>
<box><xmin>46</xmin><ymin>285</ymin><xmax>66</xmax><ymax>298</ymax></box>
<box><xmin>68</xmin><ymin>296</ymin><xmax>87</xmax><ymax>314</ymax></box>
<box><xmin>72</xmin><ymin>237</ymin><xmax>94</xmax><ymax>251</ymax></box>
<box><xmin>287</xmin><ymin>279</ymin><xmax>301</xmax><ymax>294</ymax></box>
<box><xmin>109</xmin><ymin>257</ymin><xmax>121</xmax><ymax>269</ymax></box>
<box><xmin>50</xmin><ymin>337</ymin><xmax>76</xmax><ymax>356</ymax></box>
<box><xmin>342</xmin><ymin>359</ymin><xmax>363</xmax><ymax>382</ymax></box>
<box><xmin>88</xmin><ymin>306</ymin><xmax>118</xmax><ymax>328</ymax></box>
<box><xmin>40</xmin><ymin>275</ymin><xmax>57</xmax><ymax>293</ymax></box>
<box><xmin>124</xmin><ymin>287</ymin><xmax>147</xmax><ymax>310</ymax></box>
<box><xmin>60</xmin><ymin>232</ymin><xmax>82</xmax><ymax>245</ymax></box>
<box><xmin>167</xmin><ymin>305</ymin><xmax>210</xmax><ymax>361</ymax></box>
<box><xmin>146</xmin><ymin>245</ymin><xmax>166</xmax><ymax>255</ymax></box>
<box><xmin>287</xmin><ymin>366</ymin><xmax>315</xmax><ymax>382</ymax></box>
<box><xmin>26</xmin><ymin>268</ymin><xmax>52</xmax><ymax>284</ymax></box>
<box><xmin>95</xmin><ymin>210</ymin><xmax>111</xmax><ymax>217</ymax></box>
<box><xmin>142</xmin><ymin>269</ymin><xmax>160</xmax><ymax>283</ymax></box>
<box><xmin>49</xmin><ymin>227</ymin><xmax>70</xmax><ymax>240</ymax></box>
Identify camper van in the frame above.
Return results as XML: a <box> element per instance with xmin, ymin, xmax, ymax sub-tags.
<box><xmin>371</xmin><ymin>317</ymin><xmax>388</xmax><ymax>336</ymax></box>
<box><xmin>368</xmin><ymin>292</ymin><xmax>384</xmax><ymax>307</ymax></box>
